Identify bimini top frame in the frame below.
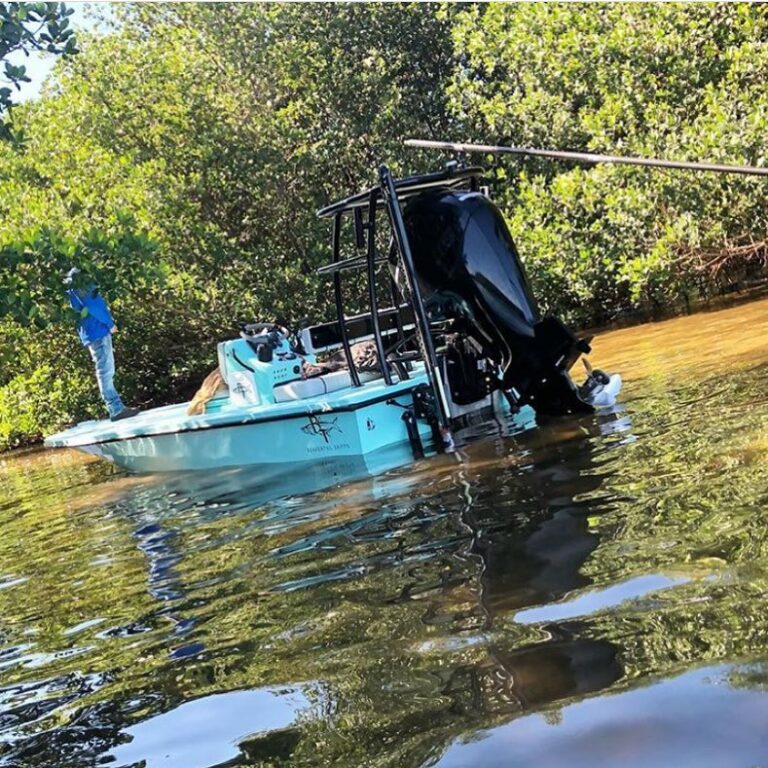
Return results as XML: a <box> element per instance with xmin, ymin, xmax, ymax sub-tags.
<box><xmin>315</xmin><ymin>164</ymin><xmax>483</xmax><ymax>445</ymax></box>
<box><xmin>316</xmin><ymin>165</ymin><xmax>484</xmax><ymax>219</ymax></box>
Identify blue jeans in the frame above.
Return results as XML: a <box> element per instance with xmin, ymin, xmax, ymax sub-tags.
<box><xmin>86</xmin><ymin>334</ymin><xmax>125</xmax><ymax>418</ymax></box>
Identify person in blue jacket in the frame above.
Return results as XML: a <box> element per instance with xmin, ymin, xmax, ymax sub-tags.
<box><xmin>64</xmin><ymin>268</ymin><xmax>139</xmax><ymax>422</ymax></box>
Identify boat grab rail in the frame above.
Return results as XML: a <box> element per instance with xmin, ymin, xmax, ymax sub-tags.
<box><xmin>317</xmin><ymin>166</ymin><xmax>485</xmax><ymax>218</ymax></box>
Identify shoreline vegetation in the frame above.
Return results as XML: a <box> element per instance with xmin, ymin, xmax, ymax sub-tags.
<box><xmin>2</xmin><ymin>4</ymin><xmax>768</xmax><ymax>451</ymax></box>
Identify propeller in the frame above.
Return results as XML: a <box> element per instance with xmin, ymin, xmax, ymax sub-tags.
<box><xmin>404</xmin><ymin>139</ymin><xmax>768</xmax><ymax>177</ymax></box>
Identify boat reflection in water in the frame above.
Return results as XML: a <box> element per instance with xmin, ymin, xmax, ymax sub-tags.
<box><xmin>399</xmin><ymin>409</ymin><xmax>629</xmax><ymax>727</ymax></box>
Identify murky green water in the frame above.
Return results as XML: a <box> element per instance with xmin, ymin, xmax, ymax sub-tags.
<box><xmin>1</xmin><ymin>298</ymin><xmax>767</xmax><ymax>768</ymax></box>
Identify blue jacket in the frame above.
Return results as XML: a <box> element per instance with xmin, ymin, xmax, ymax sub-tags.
<box><xmin>68</xmin><ymin>287</ymin><xmax>115</xmax><ymax>345</ymax></box>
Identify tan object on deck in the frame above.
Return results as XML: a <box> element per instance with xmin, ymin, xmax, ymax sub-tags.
<box><xmin>187</xmin><ymin>368</ymin><xmax>228</xmax><ymax>416</ymax></box>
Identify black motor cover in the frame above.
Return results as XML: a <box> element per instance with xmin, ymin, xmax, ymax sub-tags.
<box><xmin>403</xmin><ymin>189</ymin><xmax>592</xmax><ymax>415</ymax></box>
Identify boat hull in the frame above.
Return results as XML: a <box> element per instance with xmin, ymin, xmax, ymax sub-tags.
<box><xmin>77</xmin><ymin>394</ymin><xmax>436</xmax><ymax>473</ymax></box>
<box><xmin>46</xmin><ymin>363</ymin><xmax>537</xmax><ymax>473</ymax></box>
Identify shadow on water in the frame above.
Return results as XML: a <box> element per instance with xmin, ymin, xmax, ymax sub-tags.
<box><xmin>0</xmin><ymin>297</ymin><xmax>767</xmax><ymax>767</ymax></box>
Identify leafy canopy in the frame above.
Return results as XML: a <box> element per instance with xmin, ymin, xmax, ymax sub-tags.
<box><xmin>449</xmin><ymin>3</ymin><xmax>768</xmax><ymax>322</ymax></box>
<box><xmin>0</xmin><ymin>1</ymin><xmax>77</xmax><ymax>137</ymax></box>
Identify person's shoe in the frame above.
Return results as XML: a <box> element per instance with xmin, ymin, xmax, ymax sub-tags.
<box><xmin>111</xmin><ymin>406</ymin><xmax>141</xmax><ymax>422</ymax></box>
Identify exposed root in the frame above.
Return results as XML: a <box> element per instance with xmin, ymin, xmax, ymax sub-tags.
<box><xmin>678</xmin><ymin>236</ymin><xmax>768</xmax><ymax>279</ymax></box>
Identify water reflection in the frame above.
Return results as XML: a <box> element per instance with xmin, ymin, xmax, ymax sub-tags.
<box><xmin>109</xmin><ymin>685</ymin><xmax>316</xmax><ymax>768</ymax></box>
<box><xmin>1</xmin><ymin>405</ymin><xmax>631</xmax><ymax>767</ymax></box>
<box><xmin>514</xmin><ymin>573</ymin><xmax>689</xmax><ymax>625</ymax></box>
<box><xmin>0</xmin><ymin>298</ymin><xmax>767</xmax><ymax>768</ymax></box>
<box><xmin>435</xmin><ymin>662</ymin><xmax>768</xmax><ymax>768</ymax></box>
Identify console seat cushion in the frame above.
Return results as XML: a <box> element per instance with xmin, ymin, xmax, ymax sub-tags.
<box><xmin>273</xmin><ymin>369</ymin><xmax>380</xmax><ymax>403</ymax></box>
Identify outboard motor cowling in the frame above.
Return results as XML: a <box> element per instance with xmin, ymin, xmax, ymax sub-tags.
<box><xmin>404</xmin><ymin>189</ymin><xmax>592</xmax><ymax>415</ymax></box>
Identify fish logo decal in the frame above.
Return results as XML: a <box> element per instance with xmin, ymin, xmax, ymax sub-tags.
<box><xmin>302</xmin><ymin>415</ymin><xmax>342</xmax><ymax>444</ymax></box>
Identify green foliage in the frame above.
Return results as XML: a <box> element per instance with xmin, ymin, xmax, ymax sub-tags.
<box><xmin>0</xmin><ymin>1</ymin><xmax>77</xmax><ymax>137</ymax></box>
<box><xmin>450</xmin><ymin>3</ymin><xmax>768</xmax><ymax>323</ymax></box>
<box><xmin>0</xmin><ymin>363</ymin><xmax>94</xmax><ymax>448</ymax></box>
<box><xmin>0</xmin><ymin>223</ymin><xmax>161</xmax><ymax>327</ymax></box>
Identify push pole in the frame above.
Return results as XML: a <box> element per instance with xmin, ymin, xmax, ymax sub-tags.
<box><xmin>379</xmin><ymin>164</ymin><xmax>454</xmax><ymax>451</ymax></box>
<box><xmin>404</xmin><ymin>139</ymin><xmax>768</xmax><ymax>177</ymax></box>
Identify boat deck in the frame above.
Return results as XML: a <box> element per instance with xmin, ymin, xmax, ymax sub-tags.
<box><xmin>45</xmin><ymin>369</ymin><xmax>428</xmax><ymax>449</ymax></box>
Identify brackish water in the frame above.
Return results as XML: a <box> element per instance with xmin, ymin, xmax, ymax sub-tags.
<box><xmin>1</xmin><ymin>298</ymin><xmax>767</xmax><ymax>768</ymax></box>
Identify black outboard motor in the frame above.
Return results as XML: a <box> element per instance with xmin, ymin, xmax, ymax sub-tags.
<box><xmin>404</xmin><ymin>189</ymin><xmax>593</xmax><ymax>416</ymax></box>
